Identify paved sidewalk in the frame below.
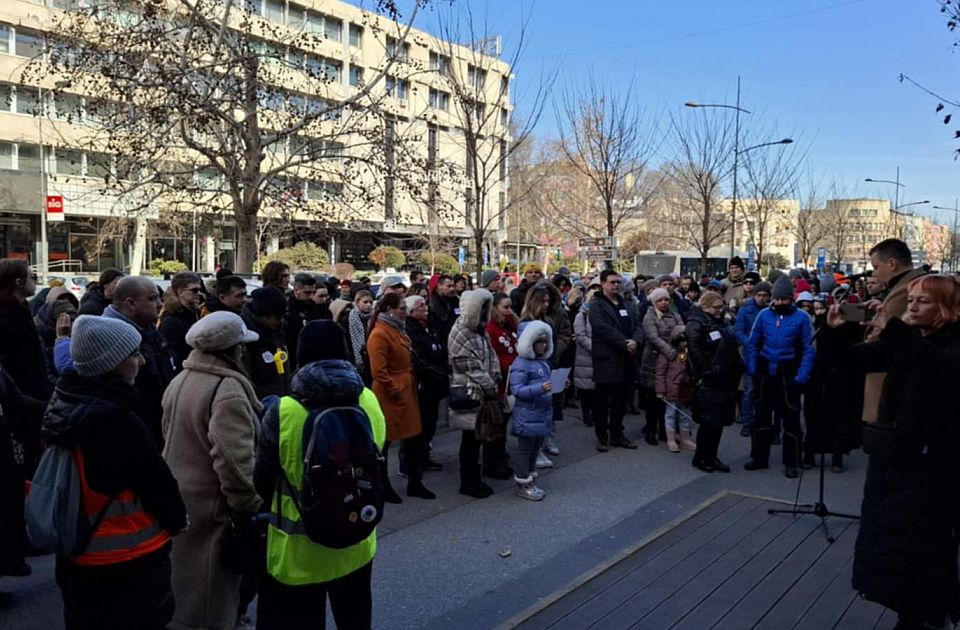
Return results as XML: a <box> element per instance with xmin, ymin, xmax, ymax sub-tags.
<box><xmin>0</xmin><ymin>407</ymin><xmax>868</xmax><ymax>629</ymax></box>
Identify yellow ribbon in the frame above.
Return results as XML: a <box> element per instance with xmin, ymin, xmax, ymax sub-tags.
<box><xmin>273</xmin><ymin>349</ymin><xmax>288</xmax><ymax>375</ymax></box>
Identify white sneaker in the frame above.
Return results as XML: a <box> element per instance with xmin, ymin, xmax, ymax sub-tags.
<box><xmin>530</xmin><ymin>483</ymin><xmax>546</xmax><ymax>499</ymax></box>
<box><xmin>543</xmin><ymin>437</ymin><xmax>560</xmax><ymax>456</ymax></box>
<box><xmin>535</xmin><ymin>452</ymin><xmax>554</xmax><ymax>469</ymax></box>
<box><xmin>516</xmin><ymin>482</ymin><xmax>544</xmax><ymax>501</ymax></box>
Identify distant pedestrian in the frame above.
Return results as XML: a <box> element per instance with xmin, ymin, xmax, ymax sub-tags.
<box><xmin>641</xmin><ymin>287</ymin><xmax>683</xmax><ymax>445</ymax></box>
<box><xmin>573</xmin><ymin>288</ymin><xmax>597</xmax><ymax>426</ymax></box>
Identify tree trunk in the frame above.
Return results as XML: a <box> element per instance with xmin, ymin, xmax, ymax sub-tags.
<box><xmin>474</xmin><ymin>232</ymin><xmax>484</xmax><ymax>277</ymax></box>
<box><xmin>234</xmin><ymin>208</ymin><xmax>258</xmax><ymax>273</ymax></box>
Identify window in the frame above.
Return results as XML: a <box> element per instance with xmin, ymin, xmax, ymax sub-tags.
<box><xmin>17</xmin><ymin>144</ymin><xmax>41</xmax><ymax>172</ymax></box>
<box><xmin>324</xmin><ymin>16</ymin><xmax>342</xmax><ymax>41</ymax></box>
<box><xmin>349</xmin><ymin>23</ymin><xmax>363</xmax><ymax>47</ymax></box>
<box><xmin>348</xmin><ymin>64</ymin><xmax>363</xmax><ymax>87</ymax></box>
<box><xmin>467</xmin><ymin>65</ymin><xmax>486</xmax><ymax>91</ymax></box>
<box><xmin>15</xmin><ymin>28</ymin><xmax>43</xmax><ymax>58</ymax></box>
<box><xmin>386</xmin><ymin>36</ymin><xmax>409</xmax><ymax>61</ymax></box>
<box><xmin>500</xmin><ymin>107</ymin><xmax>508</xmax><ymax>127</ymax></box>
<box><xmin>499</xmin><ymin>140</ymin><xmax>507</xmax><ymax>181</ymax></box>
<box><xmin>385</xmin><ymin>76</ymin><xmax>408</xmax><ymax>100</ymax></box>
<box><xmin>0</xmin><ymin>25</ymin><xmax>9</xmax><ymax>55</ymax></box>
<box><xmin>54</xmin><ymin>92</ymin><xmax>84</xmax><ymax>121</ymax></box>
<box><xmin>306</xmin><ymin>180</ymin><xmax>342</xmax><ymax>201</ymax></box>
<box><xmin>87</xmin><ymin>152</ymin><xmax>112</xmax><ymax>179</ymax></box>
<box><xmin>0</xmin><ymin>142</ymin><xmax>12</xmax><ymax>170</ymax></box>
<box><xmin>428</xmin><ymin>88</ymin><xmax>449</xmax><ymax>111</ymax></box>
<box><xmin>429</xmin><ymin>52</ymin><xmax>450</xmax><ymax>75</ymax></box>
<box><xmin>261</xmin><ymin>0</ymin><xmax>284</xmax><ymax>23</ymax></box>
<box><xmin>302</xmin><ymin>9</ymin><xmax>340</xmax><ymax>40</ymax></box>
<box><xmin>55</xmin><ymin>148</ymin><xmax>84</xmax><ymax>177</ymax></box>
<box><xmin>427</xmin><ymin>125</ymin><xmax>438</xmax><ymax>168</ymax></box>
<box><xmin>0</xmin><ymin>83</ymin><xmax>10</xmax><ymax>112</ymax></box>
<box><xmin>385</xmin><ymin>119</ymin><xmax>396</xmax><ymax>219</ymax></box>
<box><xmin>14</xmin><ymin>86</ymin><xmax>39</xmax><ymax>115</ymax></box>
<box><xmin>500</xmin><ymin>75</ymin><xmax>509</xmax><ymax>96</ymax></box>
<box><xmin>304</xmin><ymin>56</ymin><xmax>341</xmax><ymax>82</ymax></box>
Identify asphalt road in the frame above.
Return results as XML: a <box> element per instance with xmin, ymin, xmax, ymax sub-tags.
<box><xmin>0</xmin><ymin>406</ymin><xmax>868</xmax><ymax>629</ymax></box>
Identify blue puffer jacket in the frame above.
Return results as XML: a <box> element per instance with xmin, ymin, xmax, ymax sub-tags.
<box><xmin>735</xmin><ymin>297</ymin><xmax>763</xmax><ymax>347</ymax></box>
<box><xmin>745</xmin><ymin>305</ymin><xmax>816</xmax><ymax>383</ymax></box>
<box><xmin>509</xmin><ymin>320</ymin><xmax>554</xmax><ymax>438</ymax></box>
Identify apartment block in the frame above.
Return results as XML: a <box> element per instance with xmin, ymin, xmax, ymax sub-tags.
<box><xmin>0</xmin><ymin>0</ymin><xmax>512</xmax><ymax>272</ymax></box>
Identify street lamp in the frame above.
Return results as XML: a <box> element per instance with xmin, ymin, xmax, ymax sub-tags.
<box><xmin>933</xmin><ymin>200</ymin><xmax>959</xmax><ymax>272</ymax></box>
<box><xmin>37</xmin><ymin>78</ymin><xmax>74</xmax><ymax>281</ymax></box>
<box><xmin>685</xmin><ymin>78</ymin><xmax>793</xmax><ymax>260</ymax></box>
<box><xmin>865</xmin><ymin>167</ymin><xmax>905</xmax><ymax>216</ymax></box>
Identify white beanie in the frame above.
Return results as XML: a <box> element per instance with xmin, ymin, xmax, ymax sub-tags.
<box><xmin>70</xmin><ymin>315</ymin><xmax>142</xmax><ymax>377</ymax></box>
<box><xmin>649</xmin><ymin>288</ymin><xmax>671</xmax><ymax>303</ymax></box>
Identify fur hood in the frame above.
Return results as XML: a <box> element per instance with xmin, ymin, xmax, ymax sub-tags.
<box><xmin>517</xmin><ymin>320</ymin><xmax>554</xmax><ymax>360</ymax></box>
<box><xmin>458</xmin><ymin>288</ymin><xmax>493</xmax><ymax>330</ymax></box>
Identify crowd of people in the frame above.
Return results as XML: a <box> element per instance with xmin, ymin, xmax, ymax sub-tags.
<box><xmin>0</xmin><ymin>236</ymin><xmax>959</xmax><ymax>630</ymax></box>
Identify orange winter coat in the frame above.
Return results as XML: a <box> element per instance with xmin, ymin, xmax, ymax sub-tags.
<box><xmin>367</xmin><ymin>319</ymin><xmax>422</xmax><ymax>441</ymax></box>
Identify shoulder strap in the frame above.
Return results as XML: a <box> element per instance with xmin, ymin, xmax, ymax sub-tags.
<box><xmin>206</xmin><ymin>376</ymin><xmax>227</xmax><ymax>418</ymax></box>
<box><xmin>72</xmin><ymin>448</ymin><xmax>121</xmax><ymax>556</ymax></box>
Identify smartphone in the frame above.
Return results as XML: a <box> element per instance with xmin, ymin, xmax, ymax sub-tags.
<box><xmin>840</xmin><ymin>302</ymin><xmax>871</xmax><ymax>323</ymax></box>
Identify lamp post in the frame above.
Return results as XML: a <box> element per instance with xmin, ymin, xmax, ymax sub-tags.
<box><xmin>36</xmin><ymin>78</ymin><xmax>73</xmax><ymax>281</ymax></box>
<box><xmin>933</xmin><ymin>200</ymin><xmax>959</xmax><ymax>272</ymax></box>
<box><xmin>685</xmin><ymin>78</ymin><xmax>793</xmax><ymax>260</ymax></box>
<box><xmin>865</xmin><ymin>167</ymin><xmax>906</xmax><ymax>233</ymax></box>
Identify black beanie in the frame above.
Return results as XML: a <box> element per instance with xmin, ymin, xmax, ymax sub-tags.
<box><xmin>297</xmin><ymin>320</ymin><xmax>350</xmax><ymax>366</ymax></box>
<box><xmin>729</xmin><ymin>256</ymin><xmax>745</xmax><ymax>269</ymax></box>
<box><xmin>771</xmin><ymin>275</ymin><xmax>793</xmax><ymax>300</ymax></box>
<box><xmin>250</xmin><ymin>287</ymin><xmax>287</xmax><ymax>317</ymax></box>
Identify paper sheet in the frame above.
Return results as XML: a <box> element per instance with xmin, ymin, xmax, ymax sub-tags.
<box><xmin>550</xmin><ymin>368</ymin><xmax>570</xmax><ymax>394</ymax></box>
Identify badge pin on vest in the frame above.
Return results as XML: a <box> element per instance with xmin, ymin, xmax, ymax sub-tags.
<box><xmin>360</xmin><ymin>505</ymin><xmax>378</xmax><ymax>523</ymax></box>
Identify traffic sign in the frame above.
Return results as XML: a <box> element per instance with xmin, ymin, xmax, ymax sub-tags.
<box><xmin>582</xmin><ymin>247</ymin><xmax>618</xmax><ymax>261</ymax></box>
<box><xmin>817</xmin><ymin>247</ymin><xmax>826</xmax><ymax>270</ymax></box>
<box><xmin>578</xmin><ymin>237</ymin><xmax>616</xmax><ymax>248</ymax></box>
<box><xmin>46</xmin><ymin>195</ymin><xmax>64</xmax><ymax>222</ymax></box>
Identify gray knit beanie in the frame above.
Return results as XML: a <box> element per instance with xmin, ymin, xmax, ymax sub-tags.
<box><xmin>771</xmin><ymin>275</ymin><xmax>793</xmax><ymax>300</ymax></box>
<box><xmin>480</xmin><ymin>269</ymin><xmax>500</xmax><ymax>288</ymax></box>
<box><xmin>70</xmin><ymin>315</ymin><xmax>142</xmax><ymax>377</ymax></box>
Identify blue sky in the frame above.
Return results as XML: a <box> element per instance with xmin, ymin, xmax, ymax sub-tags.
<box><xmin>362</xmin><ymin>0</ymin><xmax>960</xmax><ymax>223</ymax></box>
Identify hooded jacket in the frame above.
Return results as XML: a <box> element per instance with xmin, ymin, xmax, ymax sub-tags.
<box><xmin>44</xmin><ymin>373</ymin><xmax>186</xmax><ymax>536</ymax></box>
<box><xmin>241</xmin><ymin>304</ymin><xmax>292</xmax><ymax>400</ymax></box>
<box><xmin>447</xmin><ymin>290</ymin><xmax>500</xmax><ymax>431</ymax></box>
<box><xmin>78</xmin><ymin>286</ymin><xmax>111</xmax><ymax>316</ymax></box>
<box><xmin>486</xmin><ymin>314</ymin><xmax>519</xmax><ymax>397</ymax></box>
<box><xmin>573</xmin><ymin>305</ymin><xmax>594</xmax><ymax>390</ymax></box>
<box><xmin>746</xmin><ymin>304</ymin><xmax>816</xmax><ymax>384</ymax></box>
<box><xmin>640</xmin><ymin>306</ymin><xmax>683</xmax><ymax>388</ymax></box>
<box><xmin>686</xmin><ymin>306</ymin><xmax>743</xmax><ymax>426</ymax></box>
<box><xmin>255</xmin><ymin>359</ymin><xmax>385</xmax><ymax>586</ymax></box>
<box><xmin>539</xmin><ymin>280</ymin><xmax>574</xmax><ymax>369</ymax></box>
<box><xmin>509</xmin><ymin>321</ymin><xmax>554</xmax><ymax>438</ymax></box>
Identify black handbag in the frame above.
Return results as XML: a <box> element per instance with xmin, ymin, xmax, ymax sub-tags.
<box><xmin>449</xmin><ymin>384</ymin><xmax>481</xmax><ymax>411</ymax></box>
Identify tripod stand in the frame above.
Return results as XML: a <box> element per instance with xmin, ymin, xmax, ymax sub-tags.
<box><xmin>768</xmin><ymin>452</ymin><xmax>859</xmax><ymax>543</ymax></box>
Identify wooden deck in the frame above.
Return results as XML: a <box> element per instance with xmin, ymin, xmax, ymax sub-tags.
<box><xmin>513</xmin><ymin>493</ymin><xmax>896</xmax><ymax>630</ymax></box>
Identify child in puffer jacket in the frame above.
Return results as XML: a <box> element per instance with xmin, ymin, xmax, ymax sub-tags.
<box><xmin>509</xmin><ymin>320</ymin><xmax>554</xmax><ymax>501</ymax></box>
<box><xmin>656</xmin><ymin>325</ymin><xmax>696</xmax><ymax>453</ymax></box>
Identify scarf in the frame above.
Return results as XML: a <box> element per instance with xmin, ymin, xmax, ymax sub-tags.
<box><xmin>348</xmin><ymin>308</ymin><xmax>369</xmax><ymax>369</ymax></box>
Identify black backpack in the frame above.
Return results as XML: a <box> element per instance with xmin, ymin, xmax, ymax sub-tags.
<box><xmin>284</xmin><ymin>405</ymin><xmax>384</xmax><ymax>549</ymax></box>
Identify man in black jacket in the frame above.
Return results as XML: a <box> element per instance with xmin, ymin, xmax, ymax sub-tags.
<box><xmin>429</xmin><ymin>275</ymin><xmax>459</xmax><ymax>356</ymax></box>
<box><xmin>103</xmin><ymin>276</ymin><xmax>177</xmax><ymax>448</ymax></box>
<box><xmin>284</xmin><ymin>273</ymin><xmax>323</xmax><ymax>369</ymax></box>
<box><xmin>510</xmin><ymin>264</ymin><xmax>543</xmax><ymax>315</ymax></box>
<box><xmin>589</xmin><ymin>270</ymin><xmax>644</xmax><ymax>451</ymax></box>
<box><xmin>78</xmin><ymin>268</ymin><xmax>123</xmax><ymax>316</ymax></box>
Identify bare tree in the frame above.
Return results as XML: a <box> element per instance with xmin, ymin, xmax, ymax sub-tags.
<box><xmin>26</xmin><ymin>0</ymin><xmax>430</xmax><ymax>272</ymax></box>
<box><xmin>738</xmin><ymin>128</ymin><xmax>806</xmax><ymax>263</ymax></box>
<box><xmin>793</xmin><ymin>173</ymin><xmax>833</xmax><ymax>266</ymax></box>
<box><xmin>434</xmin><ymin>5</ymin><xmax>553</xmax><ymax>275</ymax></box>
<box><xmin>663</xmin><ymin>109</ymin><xmax>735</xmax><ymax>273</ymax></box>
<box><xmin>823</xmin><ymin>200</ymin><xmax>856</xmax><ymax>269</ymax></box>
<box><xmin>555</xmin><ymin>77</ymin><xmax>662</xmax><ymax>253</ymax></box>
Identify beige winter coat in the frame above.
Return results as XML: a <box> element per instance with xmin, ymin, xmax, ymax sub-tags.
<box><xmin>161</xmin><ymin>350</ymin><xmax>263</xmax><ymax>630</ymax></box>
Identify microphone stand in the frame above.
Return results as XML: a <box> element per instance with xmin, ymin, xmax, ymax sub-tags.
<box><xmin>767</xmin><ymin>452</ymin><xmax>859</xmax><ymax>543</ymax></box>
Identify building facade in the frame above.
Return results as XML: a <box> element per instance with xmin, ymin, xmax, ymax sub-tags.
<box><xmin>0</xmin><ymin>0</ymin><xmax>512</xmax><ymax>273</ymax></box>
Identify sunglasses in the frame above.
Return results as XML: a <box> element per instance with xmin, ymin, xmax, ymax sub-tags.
<box><xmin>185</xmin><ymin>287</ymin><xmax>202</xmax><ymax>294</ymax></box>
<box><xmin>743</xmin><ymin>280</ymin><xmax>756</xmax><ymax>285</ymax></box>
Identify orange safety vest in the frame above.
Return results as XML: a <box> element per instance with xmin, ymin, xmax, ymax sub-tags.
<box><xmin>71</xmin><ymin>449</ymin><xmax>170</xmax><ymax>566</ymax></box>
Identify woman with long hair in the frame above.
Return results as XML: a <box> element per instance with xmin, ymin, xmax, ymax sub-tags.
<box><xmin>367</xmin><ymin>293</ymin><xmax>431</xmax><ymax>501</ymax></box>
<box><xmin>484</xmin><ymin>292</ymin><xmax>519</xmax><ymax>479</ymax></box>
<box><xmin>347</xmin><ymin>289</ymin><xmax>374</xmax><ymax>379</ymax></box>
<box><xmin>832</xmin><ymin>275</ymin><xmax>960</xmax><ymax>630</ymax></box>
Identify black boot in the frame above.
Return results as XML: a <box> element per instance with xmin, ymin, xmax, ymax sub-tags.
<box><xmin>381</xmin><ymin>447</ymin><xmax>402</xmax><ymax>504</ymax></box>
<box><xmin>459</xmin><ymin>464</ymin><xmax>494</xmax><ymax>499</ymax></box>
<box><xmin>830</xmin><ymin>453</ymin><xmax>844</xmax><ymax>473</ymax></box>
<box><xmin>407</xmin><ymin>477</ymin><xmax>436</xmax><ymax>500</ymax></box>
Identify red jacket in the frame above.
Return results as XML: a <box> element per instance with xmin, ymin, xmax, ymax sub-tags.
<box><xmin>486</xmin><ymin>318</ymin><xmax>519</xmax><ymax>395</ymax></box>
